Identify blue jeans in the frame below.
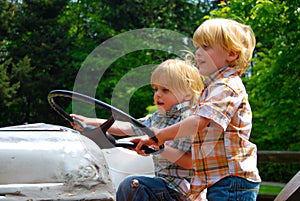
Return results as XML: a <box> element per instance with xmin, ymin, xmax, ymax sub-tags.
<box><xmin>207</xmin><ymin>176</ymin><xmax>260</xmax><ymax>201</ymax></box>
<box><xmin>116</xmin><ymin>175</ymin><xmax>189</xmax><ymax>201</ymax></box>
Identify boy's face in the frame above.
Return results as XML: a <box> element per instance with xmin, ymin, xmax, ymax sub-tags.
<box><xmin>152</xmin><ymin>84</ymin><xmax>187</xmax><ymax>114</ymax></box>
<box><xmin>195</xmin><ymin>44</ymin><xmax>230</xmax><ymax>76</ymax></box>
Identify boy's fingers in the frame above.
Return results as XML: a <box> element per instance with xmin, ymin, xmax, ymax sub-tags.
<box><xmin>131</xmin><ymin>137</ymin><xmax>157</xmax><ymax>152</ymax></box>
<box><xmin>129</xmin><ymin>138</ymin><xmax>142</xmax><ymax>151</ymax></box>
<box><xmin>70</xmin><ymin>114</ymin><xmax>83</xmax><ymax>120</ymax></box>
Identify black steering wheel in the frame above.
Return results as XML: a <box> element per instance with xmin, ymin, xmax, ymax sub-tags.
<box><xmin>48</xmin><ymin>90</ymin><xmax>164</xmax><ymax>154</ymax></box>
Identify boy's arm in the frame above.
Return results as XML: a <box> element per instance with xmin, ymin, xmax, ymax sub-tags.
<box><xmin>160</xmin><ymin>145</ymin><xmax>192</xmax><ymax>169</ymax></box>
<box><xmin>157</xmin><ymin>115</ymin><xmax>210</xmax><ymax>143</ymax></box>
<box><xmin>107</xmin><ymin>121</ymin><xmax>136</xmax><ymax>136</ymax></box>
<box><xmin>133</xmin><ymin>115</ymin><xmax>211</xmax><ymax>150</ymax></box>
<box><xmin>70</xmin><ymin>114</ymin><xmax>135</xmax><ymax>136</ymax></box>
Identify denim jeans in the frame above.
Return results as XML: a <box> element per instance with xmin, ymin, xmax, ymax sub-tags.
<box><xmin>207</xmin><ymin>176</ymin><xmax>260</xmax><ymax>201</ymax></box>
<box><xmin>116</xmin><ymin>175</ymin><xmax>189</xmax><ymax>201</ymax></box>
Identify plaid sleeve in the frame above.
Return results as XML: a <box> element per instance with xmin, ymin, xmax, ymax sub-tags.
<box><xmin>131</xmin><ymin>114</ymin><xmax>153</xmax><ymax>136</ymax></box>
<box><xmin>195</xmin><ymin>84</ymin><xmax>243</xmax><ymax>131</ymax></box>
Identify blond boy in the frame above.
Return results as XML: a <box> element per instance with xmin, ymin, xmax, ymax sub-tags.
<box><xmin>72</xmin><ymin>59</ymin><xmax>204</xmax><ymax>200</ymax></box>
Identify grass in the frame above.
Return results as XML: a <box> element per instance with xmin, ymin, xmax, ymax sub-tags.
<box><xmin>259</xmin><ymin>184</ymin><xmax>284</xmax><ymax>195</ymax></box>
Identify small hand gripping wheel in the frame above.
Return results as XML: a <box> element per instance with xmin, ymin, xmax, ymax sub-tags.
<box><xmin>48</xmin><ymin>90</ymin><xmax>164</xmax><ymax>154</ymax></box>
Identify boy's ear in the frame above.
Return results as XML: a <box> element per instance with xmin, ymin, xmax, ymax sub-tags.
<box><xmin>227</xmin><ymin>51</ymin><xmax>239</xmax><ymax>62</ymax></box>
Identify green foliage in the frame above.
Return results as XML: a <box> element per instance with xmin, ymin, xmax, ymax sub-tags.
<box><xmin>0</xmin><ymin>57</ymin><xmax>35</xmax><ymax>125</ymax></box>
<box><xmin>0</xmin><ymin>59</ymin><xmax>20</xmax><ymax>108</ymax></box>
<box><xmin>258</xmin><ymin>162</ymin><xmax>300</xmax><ymax>183</ymax></box>
<box><xmin>249</xmin><ymin>0</ymin><xmax>300</xmax><ymax>151</ymax></box>
<box><xmin>259</xmin><ymin>184</ymin><xmax>283</xmax><ymax>195</ymax></box>
<box><xmin>0</xmin><ymin>0</ymin><xmax>73</xmax><ymax>125</ymax></box>
<box><xmin>146</xmin><ymin>104</ymin><xmax>158</xmax><ymax>114</ymax></box>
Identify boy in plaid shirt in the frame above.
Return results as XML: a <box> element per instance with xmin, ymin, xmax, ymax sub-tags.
<box><xmin>134</xmin><ymin>18</ymin><xmax>261</xmax><ymax>201</ymax></box>
<box><xmin>71</xmin><ymin>59</ymin><xmax>205</xmax><ymax>201</ymax></box>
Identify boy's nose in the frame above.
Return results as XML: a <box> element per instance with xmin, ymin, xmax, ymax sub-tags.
<box><xmin>196</xmin><ymin>48</ymin><xmax>202</xmax><ymax>56</ymax></box>
<box><xmin>154</xmin><ymin>90</ymin><xmax>162</xmax><ymax>97</ymax></box>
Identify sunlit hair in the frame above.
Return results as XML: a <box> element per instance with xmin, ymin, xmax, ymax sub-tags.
<box><xmin>193</xmin><ymin>18</ymin><xmax>256</xmax><ymax>75</ymax></box>
<box><xmin>151</xmin><ymin>59</ymin><xmax>204</xmax><ymax>106</ymax></box>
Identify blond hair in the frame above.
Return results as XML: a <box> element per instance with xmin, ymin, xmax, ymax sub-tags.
<box><xmin>151</xmin><ymin>59</ymin><xmax>203</xmax><ymax>106</ymax></box>
<box><xmin>193</xmin><ymin>18</ymin><xmax>256</xmax><ymax>75</ymax></box>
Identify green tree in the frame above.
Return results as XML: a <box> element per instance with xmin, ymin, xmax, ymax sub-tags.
<box><xmin>2</xmin><ymin>0</ymin><xmax>73</xmax><ymax>125</ymax></box>
<box><xmin>248</xmin><ymin>0</ymin><xmax>300</xmax><ymax>151</ymax></box>
<box><xmin>0</xmin><ymin>59</ymin><xmax>20</xmax><ymax>123</ymax></box>
<box><xmin>0</xmin><ymin>57</ymin><xmax>36</xmax><ymax>125</ymax></box>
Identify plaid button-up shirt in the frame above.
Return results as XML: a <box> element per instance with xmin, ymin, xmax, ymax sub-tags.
<box><xmin>190</xmin><ymin>66</ymin><xmax>261</xmax><ymax>195</ymax></box>
<box><xmin>133</xmin><ymin>101</ymin><xmax>194</xmax><ymax>196</ymax></box>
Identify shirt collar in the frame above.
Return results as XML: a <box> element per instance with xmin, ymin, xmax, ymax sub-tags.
<box><xmin>204</xmin><ymin>66</ymin><xmax>237</xmax><ymax>87</ymax></box>
<box><xmin>164</xmin><ymin>101</ymin><xmax>190</xmax><ymax>116</ymax></box>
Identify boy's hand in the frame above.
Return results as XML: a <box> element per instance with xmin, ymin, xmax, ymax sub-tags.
<box><xmin>69</xmin><ymin>114</ymin><xmax>86</xmax><ymax>130</ymax></box>
<box><xmin>131</xmin><ymin>135</ymin><xmax>159</xmax><ymax>155</ymax></box>
<box><xmin>70</xmin><ymin>114</ymin><xmax>92</xmax><ymax>123</ymax></box>
<box><xmin>70</xmin><ymin>114</ymin><xmax>104</xmax><ymax>131</ymax></box>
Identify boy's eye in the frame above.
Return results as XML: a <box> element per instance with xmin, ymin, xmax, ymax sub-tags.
<box><xmin>195</xmin><ymin>44</ymin><xmax>209</xmax><ymax>50</ymax></box>
<box><xmin>201</xmin><ymin>44</ymin><xmax>209</xmax><ymax>49</ymax></box>
<box><xmin>152</xmin><ymin>85</ymin><xmax>170</xmax><ymax>93</ymax></box>
<box><xmin>162</xmin><ymin>88</ymin><xmax>169</xmax><ymax>93</ymax></box>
